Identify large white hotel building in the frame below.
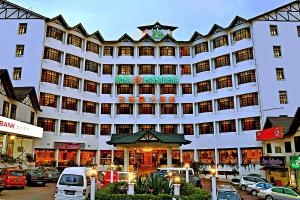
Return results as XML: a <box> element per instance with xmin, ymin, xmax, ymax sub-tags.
<box><xmin>1</xmin><ymin>0</ymin><xmax>300</xmax><ymax>176</ymax></box>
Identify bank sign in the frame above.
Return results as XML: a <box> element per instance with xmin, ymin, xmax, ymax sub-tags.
<box><xmin>0</xmin><ymin>116</ymin><xmax>43</xmax><ymax>138</ymax></box>
<box><xmin>115</xmin><ymin>75</ymin><xmax>179</xmax><ymax>84</ymax></box>
<box><xmin>290</xmin><ymin>156</ymin><xmax>300</xmax><ymax>169</ymax></box>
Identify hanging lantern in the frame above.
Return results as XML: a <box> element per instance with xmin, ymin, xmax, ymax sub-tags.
<box><xmin>119</xmin><ymin>96</ymin><xmax>125</xmax><ymax>103</ymax></box>
<box><xmin>138</xmin><ymin>96</ymin><xmax>145</xmax><ymax>103</ymax></box>
<box><xmin>169</xmin><ymin>96</ymin><xmax>176</xmax><ymax>103</ymax></box>
<box><xmin>150</xmin><ymin>95</ymin><xmax>156</xmax><ymax>103</ymax></box>
<box><xmin>129</xmin><ymin>96</ymin><xmax>135</xmax><ymax>103</ymax></box>
<box><xmin>160</xmin><ymin>96</ymin><xmax>166</xmax><ymax>103</ymax></box>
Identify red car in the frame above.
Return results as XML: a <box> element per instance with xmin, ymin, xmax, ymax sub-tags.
<box><xmin>0</xmin><ymin>168</ymin><xmax>26</xmax><ymax>188</ymax></box>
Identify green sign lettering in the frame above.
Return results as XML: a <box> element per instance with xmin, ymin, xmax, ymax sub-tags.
<box><xmin>115</xmin><ymin>75</ymin><xmax>179</xmax><ymax>84</ymax></box>
<box><xmin>152</xmin><ymin>29</ymin><xmax>165</xmax><ymax>40</ymax></box>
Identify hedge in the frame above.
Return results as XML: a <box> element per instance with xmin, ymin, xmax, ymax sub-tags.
<box><xmin>96</xmin><ymin>193</ymin><xmax>174</xmax><ymax>200</ymax></box>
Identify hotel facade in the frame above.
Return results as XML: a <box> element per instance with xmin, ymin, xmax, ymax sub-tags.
<box><xmin>1</xmin><ymin>0</ymin><xmax>300</xmax><ymax>176</ymax></box>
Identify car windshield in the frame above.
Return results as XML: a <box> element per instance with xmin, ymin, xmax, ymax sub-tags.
<box><xmin>265</xmin><ymin>183</ymin><xmax>273</xmax><ymax>189</ymax></box>
<box><xmin>59</xmin><ymin>174</ymin><xmax>84</xmax><ymax>186</ymax></box>
<box><xmin>218</xmin><ymin>191</ymin><xmax>240</xmax><ymax>200</ymax></box>
<box><xmin>10</xmin><ymin>171</ymin><xmax>24</xmax><ymax>176</ymax></box>
<box><xmin>29</xmin><ymin>170</ymin><xmax>46</xmax><ymax>176</ymax></box>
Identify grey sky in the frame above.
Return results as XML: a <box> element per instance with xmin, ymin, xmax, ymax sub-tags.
<box><xmin>11</xmin><ymin>0</ymin><xmax>292</xmax><ymax>40</ymax></box>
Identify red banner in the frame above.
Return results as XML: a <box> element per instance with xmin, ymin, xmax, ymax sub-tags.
<box><xmin>256</xmin><ymin>126</ymin><xmax>284</xmax><ymax>141</ymax></box>
<box><xmin>54</xmin><ymin>142</ymin><xmax>85</xmax><ymax>150</ymax></box>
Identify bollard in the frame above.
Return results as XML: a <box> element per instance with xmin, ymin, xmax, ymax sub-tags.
<box><xmin>127</xmin><ymin>182</ymin><xmax>135</xmax><ymax>195</ymax></box>
<box><xmin>211</xmin><ymin>176</ymin><xmax>217</xmax><ymax>200</ymax></box>
<box><xmin>90</xmin><ymin>176</ymin><xmax>95</xmax><ymax>200</ymax></box>
<box><xmin>173</xmin><ymin>183</ymin><xmax>181</xmax><ymax>196</ymax></box>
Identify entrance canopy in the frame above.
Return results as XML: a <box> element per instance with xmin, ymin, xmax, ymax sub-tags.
<box><xmin>107</xmin><ymin>130</ymin><xmax>191</xmax><ymax>149</ymax></box>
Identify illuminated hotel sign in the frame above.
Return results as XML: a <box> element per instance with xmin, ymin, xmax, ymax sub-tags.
<box><xmin>152</xmin><ymin>29</ymin><xmax>165</xmax><ymax>40</ymax></box>
<box><xmin>115</xmin><ymin>75</ymin><xmax>179</xmax><ymax>84</ymax></box>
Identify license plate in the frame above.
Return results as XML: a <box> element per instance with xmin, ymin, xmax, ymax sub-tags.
<box><xmin>37</xmin><ymin>182</ymin><xmax>43</xmax><ymax>184</ymax></box>
<box><xmin>65</xmin><ymin>191</ymin><xmax>75</xmax><ymax>195</ymax></box>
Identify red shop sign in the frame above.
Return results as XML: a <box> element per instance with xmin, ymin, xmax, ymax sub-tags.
<box><xmin>256</xmin><ymin>126</ymin><xmax>284</xmax><ymax>141</ymax></box>
<box><xmin>54</xmin><ymin>142</ymin><xmax>85</xmax><ymax>150</ymax></box>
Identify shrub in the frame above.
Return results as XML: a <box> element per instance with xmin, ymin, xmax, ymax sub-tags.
<box><xmin>96</xmin><ymin>193</ymin><xmax>174</xmax><ymax>200</ymax></box>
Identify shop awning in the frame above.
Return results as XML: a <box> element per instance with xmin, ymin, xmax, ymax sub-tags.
<box><xmin>260</xmin><ymin>166</ymin><xmax>288</xmax><ymax>172</ymax></box>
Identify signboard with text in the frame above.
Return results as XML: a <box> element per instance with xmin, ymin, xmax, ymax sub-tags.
<box><xmin>256</xmin><ymin>126</ymin><xmax>284</xmax><ymax>141</ymax></box>
<box><xmin>290</xmin><ymin>156</ymin><xmax>300</xmax><ymax>169</ymax></box>
<box><xmin>115</xmin><ymin>75</ymin><xmax>179</xmax><ymax>84</ymax></box>
<box><xmin>260</xmin><ymin>156</ymin><xmax>285</xmax><ymax>167</ymax></box>
<box><xmin>54</xmin><ymin>142</ymin><xmax>85</xmax><ymax>150</ymax></box>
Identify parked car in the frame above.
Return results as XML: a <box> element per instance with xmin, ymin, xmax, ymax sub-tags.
<box><xmin>0</xmin><ymin>176</ymin><xmax>4</xmax><ymax>193</ymax></box>
<box><xmin>26</xmin><ymin>169</ymin><xmax>49</xmax><ymax>186</ymax></box>
<box><xmin>239</xmin><ymin>175</ymin><xmax>268</xmax><ymax>191</ymax></box>
<box><xmin>100</xmin><ymin>171</ymin><xmax>136</xmax><ymax>189</ymax></box>
<box><xmin>246</xmin><ymin>182</ymin><xmax>273</xmax><ymax>196</ymax></box>
<box><xmin>0</xmin><ymin>168</ymin><xmax>26</xmax><ymax>188</ymax></box>
<box><xmin>38</xmin><ymin>166</ymin><xmax>61</xmax><ymax>182</ymax></box>
<box><xmin>231</xmin><ymin>178</ymin><xmax>240</xmax><ymax>186</ymax></box>
<box><xmin>257</xmin><ymin>186</ymin><xmax>300</xmax><ymax>200</ymax></box>
<box><xmin>217</xmin><ymin>185</ymin><xmax>244</xmax><ymax>200</ymax></box>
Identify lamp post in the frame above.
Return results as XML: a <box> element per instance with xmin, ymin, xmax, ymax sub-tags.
<box><xmin>184</xmin><ymin>163</ymin><xmax>189</xmax><ymax>183</ymax></box>
<box><xmin>110</xmin><ymin>164</ymin><xmax>115</xmax><ymax>183</ymax></box>
<box><xmin>88</xmin><ymin>168</ymin><xmax>98</xmax><ymax>200</ymax></box>
<box><xmin>173</xmin><ymin>176</ymin><xmax>181</xmax><ymax>196</ymax></box>
<box><xmin>211</xmin><ymin>168</ymin><xmax>217</xmax><ymax>200</ymax></box>
<box><xmin>127</xmin><ymin>173</ymin><xmax>135</xmax><ymax>195</ymax></box>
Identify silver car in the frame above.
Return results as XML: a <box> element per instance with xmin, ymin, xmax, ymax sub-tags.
<box><xmin>239</xmin><ymin>175</ymin><xmax>267</xmax><ymax>191</ymax></box>
<box><xmin>257</xmin><ymin>186</ymin><xmax>300</xmax><ymax>200</ymax></box>
<box><xmin>246</xmin><ymin>182</ymin><xmax>273</xmax><ymax>196</ymax></box>
<box><xmin>217</xmin><ymin>185</ymin><xmax>244</xmax><ymax>200</ymax></box>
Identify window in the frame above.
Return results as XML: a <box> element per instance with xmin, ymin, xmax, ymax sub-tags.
<box><xmin>182</xmin><ymin>84</ymin><xmax>192</xmax><ymax>95</ymax></box>
<box><xmin>118</xmin><ymin>46</ymin><xmax>134</xmax><ymax>56</ymax></box>
<box><xmin>41</xmin><ymin>69</ymin><xmax>59</xmax><ymax>84</ymax></box>
<box><xmin>139</xmin><ymin>65</ymin><xmax>155</xmax><ymax>75</ymax></box>
<box><xmin>182</xmin><ymin>103</ymin><xmax>193</xmax><ymax>114</ymax></box>
<box><xmin>102</xmin><ymin>84</ymin><xmax>112</xmax><ymax>94</ymax></box>
<box><xmin>161</xmin><ymin>124</ymin><xmax>177</xmax><ymax>134</ymax></box>
<box><xmin>86</xmin><ymin>41</ymin><xmax>99</xmax><ymax>54</ymax></box>
<box><xmin>266</xmin><ymin>143</ymin><xmax>272</xmax><ymax>153</ymax></box>
<box><xmin>183</xmin><ymin>124</ymin><xmax>194</xmax><ymax>135</ymax></box>
<box><xmin>160</xmin><ymin>84</ymin><xmax>177</xmax><ymax>94</ymax></box>
<box><xmin>116</xmin><ymin>124</ymin><xmax>133</xmax><ymax>134</ymax></box>
<box><xmin>30</xmin><ymin>111</ymin><xmax>35</xmax><ymax>124</ymax></box>
<box><xmin>279</xmin><ymin>91</ymin><xmax>288</xmax><ymax>104</ymax></box>
<box><xmin>139</xmin><ymin>46</ymin><xmax>154</xmax><ymax>56</ymax></box>
<box><xmin>138</xmin><ymin>104</ymin><xmax>155</xmax><ymax>115</ymax></box>
<box><xmin>37</xmin><ymin>118</ymin><xmax>55</xmax><ymax>132</ymax></box>
<box><xmin>62</xmin><ymin>97</ymin><xmax>78</xmax><ymax>111</ymax></box>
<box><xmin>46</xmin><ymin>26</ymin><xmax>63</xmax><ymax>41</ymax></box>
<box><xmin>138</xmin><ymin>124</ymin><xmax>155</xmax><ymax>131</ymax></box>
<box><xmin>83</xmin><ymin>101</ymin><xmax>96</xmax><ymax>113</ymax></box>
<box><xmin>198</xmin><ymin>100</ymin><xmax>213</xmax><ymax>113</ymax></box>
<box><xmin>2</xmin><ymin>101</ymin><xmax>9</xmax><ymax>117</ymax></box>
<box><xmin>100</xmin><ymin>124</ymin><xmax>111</xmax><ymax>135</ymax></box>
<box><xmin>160</xmin><ymin>65</ymin><xmax>176</xmax><ymax>75</ymax></box>
<box><xmin>67</xmin><ymin>34</ymin><xmax>82</xmax><ymax>48</ymax></box>
<box><xmin>214</xmin><ymin>54</ymin><xmax>230</xmax><ymax>68</ymax></box>
<box><xmin>212</xmin><ymin>35</ymin><xmax>228</xmax><ymax>49</ymax></box>
<box><xmin>139</xmin><ymin>84</ymin><xmax>155</xmax><ymax>94</ymax></box>
<box><xmin>297</xmin><ymin>26</ymin><xmax>300</xmax><ymax>37</ymax></box>
<box><xmin>103</xmin><ymin>46</ymin><xmax>113</xmax><ymax>56</ymax></box>
<box><xmin>13</xmin><ymin>67</ymin><xmax>22</xmax><ymax>80</ymax></box>
<box><xmin>60</xmin><ymin>120</ymin><xmax>77</xmax><ymax>133</ymax></box>
<box><xmin>16</xmin><ymin>45</ymin><xmax>24</xmax><ymax>57</ymax></box>
<box><xmin>276</xmin><ymin>68</ymin><xmax>285</xmax><ymax>80</ymax></box>
<box><xmin>219</xmin><ymin>120</ymin><xmax>236</xmax><ymax>133</ymax></box>
<box><xmin>82</xmin><ymin>123</ymin><xmax>95</xmax><ymax>135</ymax></box>
<box><xmin>181</xmin><ymin>65</ymin><xmax>191</xmax><ymax>75</ymax></box>
<box><xmin>232</xmin><ymin>28</ymin><xmax>251</xmax><ymax>42</ymax></box>
<box><xmin>239</xmin><ymin>92</ymin><xmax>258</xmax><ymax>107</ymax></box>
<box><xmin>116</xmin><ymin>104</ymin><xmax>133</xmax><ymax>114</ymax></box>
<box><xmin>216</xmin><ymin>75</ymin><xmax>232</xmax><ymax>89</ymax></box>
<box><xmin>195</xmin><ymin>42</ymin><xmax>208</xmax><ymax>54</ymax></box>
<box><xmin>63</xmin><ymin>75</ymin><xmax>79</xmax><ymax>89</ymax></box>
<box><xmin>199</xmin><ymin>122</ymin><xmax>214</xmax><ymax>135</ymax></box>
<box><xmin>160</xmin><ymin>104</ymin><xmax>177</xmax><ymax>114</ymax></box>
<box><xmin>295</xmin><ymin>136</ymin><xmax>300</xmax><ymax>152</ymax></box>
<box><xmin>241</xmin><ymin>117</ymin><xmax>260</xmax><ymax>131</ymax></box>
<box><xmin>275</xmin><ymin>146</ymin><xmax>282</xmax><ymax>153</ymax></box>
<box><xmin>241</xmin><ymin>148</ymin><xmax>262</xmax><ymax>165</ymax></box>
<box><xmin>18</xmin><ymin>23</ymin><xmax>27</xmax><ymax>35</ymax></box>
<box><xmin>180</xmin><ymin>46</ymin><xmax>190</xmax><ymax>56</ymax></box>
<box><xmin>195</xmin><ymin>60</ymin><xmax>210</xmax><ymax>73</ymax></box>
<box><xmin>117</xmin><ymin>84</ymin><xmax>133</xmax><ymax>94</ymax></box>
<box><xmin>102</xmin><ymin>64</ymin><xmax>113</xmax><ymax>75</ymax></box>
<box><xmin>101</xmin><ymin>103</ymin><xmax>111</xmax><ymax>114</ymax></box>
<box><xmin>40</xmin><ymin>93</ymin><xmax>57</xmax><ymax>108</ymax></box>
<box><xmin>273</xmin><ymin>46</ymin><xmax>282</xmax><ymax>58</ymax></box>
<box><xmin>197</xmin><ymin>80</ymin><xmax>211</xmax><ymax>93</ymax></box>
<box><xmin>285</xmin><ymin>142</ymin><xmax>292</xmax><ymax>153</ymax></box>
<box><xmin>270</xmin><ymin>25</ymin><xmax>278</xmax><ymax>36</ymax></box>
<box><xmin>65</xmin><ymin>54</ymin><xmax>81</xmax><ymax>68</ymax></box>
<box><xmin>43</xmin><ymin>47</ymin><xmax>61</xmax><ymax>62</ymax></box>
<box><xmin>160</xmin><ymin>46</ymin><xmax>175</xmax><ymax>56</ymax></box>
<box><xmin>84</xmin><ymin>80</ymin><xmax>97</xmax><ymax>93</ymax></box>
<box><xmin>235</xmin><ymin>48</ymin><xmax>253</xmax><ymax>63</ymax></box>
<box><xmin>284</xmin><ymin>188</ymin><xmax>299</xmax><ymax>196</ymax></box>
<box><xmin>85</xmin><ymin>60</ymin><xmax>98</xmax><ymax>73</ymax></box>
<box><xmin>10</xmin><ymin>104</ymin><xmax>17</xmax><ymax>119</ymax></box>
<box><xmin>118</xmin><ymin>65</ymin><xmax>133</xmax><ymax>75</ymax></box>
<box><xmin>217</xmin><ymin>97</ymin><xmax>234</xmax><ymax>110</ymax></box>
<box><xmin>237</xmin><ymin>70</ymin><xmax>256</xmax><ymax>85</ymax></box>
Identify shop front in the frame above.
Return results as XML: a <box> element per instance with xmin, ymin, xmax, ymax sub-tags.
<box><xmin>290</xmin><ymin>156</ymin><xmax>300</xmax><ymax>189</ymax></box>
<box><xmin>54</xmin><ymin>142</ymin><xmax>85</xmax><ymax>167</ymax></box>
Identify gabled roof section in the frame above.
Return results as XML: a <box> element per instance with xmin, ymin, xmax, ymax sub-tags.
<box><xmin>138</xmin><ymin>22</ymin><xmax>178</xmax><ymax>31</ymax></box>
<box><xmin>190</xmin><ymin>31</ymin><xmax>203</xmax><ymax>42</ymax></box>
<box><xmin>159</xmin><ymin>34</ymin><xmax>177</xmax><ymax>43</ymax></box>
<box><xmin>0</xmin><ymin>69</ymin><xmax>15</xmax><ymax>98</ymax></box>
<box><xmin>0</xmin><ymin>0</ymin><xmax>46</xmax><ymax>19</ymax></box>
<box><xmin>48</xmin><ymin>15</ymin><xmax>69</xmax><ymax>28</ymax></box>
<box><xmin>13</xmin><ymin>87</ymin><xmax>41</xmax><ymax>111</ymax></box>
<box><xmin>263</xmin><ymin>116</ymin><xmax>294</xmax><ymax>133</ymax></box>
<box><xmin>89</xmin><ymin>31</ymin><xmax>104</xmax><ymax>42</ymax></box>
<box><xmin>138</xmin><ymin>33</ymin><xmax>155</xmax><ymax>42</ymax></box>
<box><xmin>207</xmin><ymin>24</ymin><xmax>224</xmax><ymax>35</ymax></box>
<box><xmin>71</xmin><ymin>23</ymin><xmax>89</xmax><ymax>36</ymax></box>
<box><xmin>118</xmin><ymin>33</ymin><xmax>135</xmax><ymax>42</ymax></box>
<box><xmin>229</xmin><ymin>16</ymin><xmax>248</xmax><ymax>28</ymax></box>
<box><xmin>284</xmin><ymin>107</ymin><xmax>300</xmax><ymax>136</ymax></box>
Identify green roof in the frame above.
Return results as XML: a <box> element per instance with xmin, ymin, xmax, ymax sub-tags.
<box><xmin>107</xmin><ymin>130</ymin><xmax>191</xmax><ymax>146</ymax></box>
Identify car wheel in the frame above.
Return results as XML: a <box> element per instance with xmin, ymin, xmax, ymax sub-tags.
<box><xmin>251</xmin><ymin>190</ymin><xmax>257</xmax><ymax>196</ymax></box>
<box><xmin>241</xmin><ymin>185</ymin><xmax>246</xmax><ymax>191</ymax></box>
<box><xmin>265</xmin><ymin>195</ymin><xmax>273</xmax><ymax>200</ymax></box>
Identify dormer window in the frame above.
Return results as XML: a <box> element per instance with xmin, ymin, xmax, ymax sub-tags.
<box><xmin>212</xmin><ymin>35</ymin><xmax>228</xmax><ymax>49</ymax></box>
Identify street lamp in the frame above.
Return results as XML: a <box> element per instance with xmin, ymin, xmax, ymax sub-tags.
<box><xmin>87</xmin><ymin>168</ymin><xmax>98</xmax><ymax>200</ymax></box>
<box><xmin>211</xmin><ymin>167</ymin><xmax>217</xmax><ymax>200</ymax></box>
<box><xmin>110</xmin><ymin>164</ymin><xmax>115</xmax><ymax>183</ymax></box>
<box><xmin>173</xmin><ymin>176</ymin><xmax>181</xmax><ymax>196</ymax></box>
<box><xmin>184</xmin><ymin>163</ymin><xmax>189</xmax><ymax>183</ymax></box>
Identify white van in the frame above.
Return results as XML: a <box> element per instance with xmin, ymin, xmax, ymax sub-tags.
<box><xmin>55</xmin><ymin>167</ymin><xmax>92</xmax><ymax>200</ymax></box>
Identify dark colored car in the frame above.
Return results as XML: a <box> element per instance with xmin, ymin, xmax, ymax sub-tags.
<box><xmin>26</xmin><ymin>169</ymin><xmax>49</xmax><ymax>186</ymax></box>
<box><xmin>0</xmin><ymin>177</ymin><xmax>4</xmax><ymax>193</ymax></box>
<box><xmin>38</xmin><ymin>166</ymin><xmax>60</xmax><ymax>182</ymax></box>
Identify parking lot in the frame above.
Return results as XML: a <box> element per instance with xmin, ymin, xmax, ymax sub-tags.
<box><xmin>0</xmin><ymin>183</ymin><xmax>56</xmax><ymax>200</ymax></box>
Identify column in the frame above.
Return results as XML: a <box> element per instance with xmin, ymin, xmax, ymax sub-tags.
<box><xmin>1</xmin><ymin>134</ymin><xmax>7</xmax><ymax>154</ymax></box>
<box><xmin>111</xmin><ymin>149</ymin><xmax>115</xmax><ymax>164</ymax></box>
<box><xmin>180</xmin><ymin>148</ymin><xmax>183</xmax><ymax>164</ymax></box>
<box><xmin>96</xmin><ymin>150</ymin><xmax>100</xmax><ymax>166</ymax></box>
<box><xmin>214</xmin><ymin>148</ymin><xmax>218</xmax><ymax>174</ymax></box>
<box><xmin>237</xmin><ymin>147</ymin><xmax>242</xmax><ymax>173</ymax></box>
<box><xmin>77</xmin><ymin>149</ymin><xmax>81</xmax><ymax>166</ymax></box>
<box><xmin>194</xmin><ymin>149</ymin><xmax>199</xmax><ymax>162</ymax></box>
<box><xmin>167</xmin><ymin>148</ymin><xmax>172</xmax><ymax>168</ymax></box>
<box><xmin>55</xmin><ymin>149</ymin><xmax>59</xmax><ymax>167</ymax></box>
<box><xmin>124</xmin><ymin>148</ymin><xmax>129</xmax><ymax>172</ymax></box>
